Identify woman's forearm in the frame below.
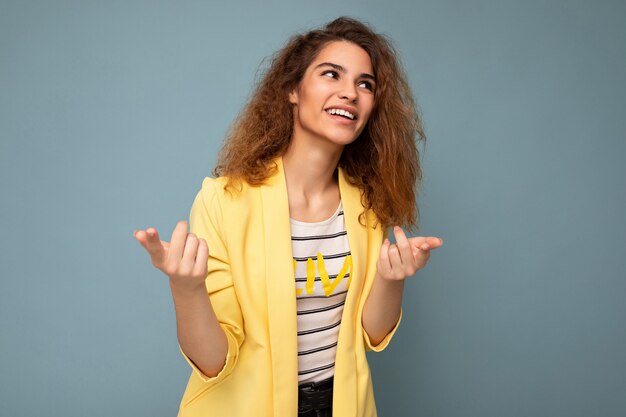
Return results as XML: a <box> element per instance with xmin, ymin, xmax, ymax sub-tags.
<box><xmin>170</xmin><ymin>282</ymin><xmax>228</xmax><ymax>377</ymax></box>
<box><xmin>361</xmin><ymin>273</ymin><xmax>404</xmax><ymax>346</ymax></box>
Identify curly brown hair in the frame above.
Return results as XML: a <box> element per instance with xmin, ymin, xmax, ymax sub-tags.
<box><xmin>213</xmin><ymin>16</ymin><xmax>425</xmax><ymax>231</ymax></box>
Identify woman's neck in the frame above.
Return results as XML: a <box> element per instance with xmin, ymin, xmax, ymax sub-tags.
<box><xmin>282</xmin><ymin>138</ymin><xmax>342</xmax><ymax>199</ymax></box>
<box><xmin>281</xmin><ymin>137</ymin><xmax>343</xmax><ymax>222</ymax></box>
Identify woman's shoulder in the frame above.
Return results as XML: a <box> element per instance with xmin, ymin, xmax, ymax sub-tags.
<box><xmin>196</xmin><ymin>175</ymin><xmax>257</xmax><ymax>205</ymax></box>
<box><xmin>190</xmin><ymin>176</ymin><xmax>259</xmax><ymax>228</ymax></box>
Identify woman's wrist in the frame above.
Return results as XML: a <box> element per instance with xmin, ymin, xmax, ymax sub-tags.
<box><xmin>374</xmin><ymin>271</ymin><xmax>406</xmax><ymax>292</ymax></box>
<box><xmin>169</xmin><ymin>278</ymin><xmax>207</xmax><ymax>297</ymax></box>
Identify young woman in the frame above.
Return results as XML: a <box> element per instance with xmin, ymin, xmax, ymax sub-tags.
<box><xmin>134</xmin><ymin>16</ymin><xmax>442</xmax><ymax>417</ymax></box>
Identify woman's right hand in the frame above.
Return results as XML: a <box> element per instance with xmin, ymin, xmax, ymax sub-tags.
<box><xmin>134</xmin><ymin>220</ymin><xmax>209</xmax><ymax>292</ymax></box>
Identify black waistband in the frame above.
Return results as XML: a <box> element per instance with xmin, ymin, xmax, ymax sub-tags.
<box><xmin>298</xmin><ymin>377</ymin><xmax>334</xmax><ymax>412</ymax></box>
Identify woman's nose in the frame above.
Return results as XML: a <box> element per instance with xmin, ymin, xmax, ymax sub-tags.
<box><xmin>339</xmin><ymin>81</ymin><xmax>358</xmax><ymax>102</ymax></box>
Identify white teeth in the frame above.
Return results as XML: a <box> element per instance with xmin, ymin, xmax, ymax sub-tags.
<box><xmin>326</xmin><ymin>108</ymin><xmax>355</xmax><ymax>120</ymax></box>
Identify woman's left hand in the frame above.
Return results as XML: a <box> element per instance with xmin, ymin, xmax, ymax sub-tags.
<box><xmin>376</xmin><ymin>226</ymin><xmax>443</xmax><ymax>281</ymax></box>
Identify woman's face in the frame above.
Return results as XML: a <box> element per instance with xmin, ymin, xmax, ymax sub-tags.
<box><xmin>289</xmin><ymin>40</ymin><xmax>376</xmax><ymax>148</ymax></box>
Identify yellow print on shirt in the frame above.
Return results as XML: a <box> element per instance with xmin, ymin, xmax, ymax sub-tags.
<box><xmin>294</xmin><ymin>254</ymin><xmax>352</xmax><ymax>296</ymax></box>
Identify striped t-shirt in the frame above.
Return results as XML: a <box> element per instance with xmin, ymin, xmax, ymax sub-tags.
<box><xmin>290</xmin><ymin>200</ymin><xmax>352</xmax><ymax>384</ymax></box>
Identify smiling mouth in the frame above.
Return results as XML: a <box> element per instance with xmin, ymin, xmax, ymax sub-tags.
<box><xmin>325</xmin><ymin>108</ymin><xmax>357</xmax><ymax>120</ymax></box>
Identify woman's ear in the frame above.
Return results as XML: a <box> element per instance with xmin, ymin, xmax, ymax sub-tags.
<box><xmin>288</xmin><ymin>88</ymin><xmax>298</xmax><ymax>104</ymax></box>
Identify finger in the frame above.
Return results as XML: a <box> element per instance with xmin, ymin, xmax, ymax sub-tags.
<box><xmin>409</xmin><ymin>236</ymin><xmax>444</xmax><ymax>252</ymax></box>
<box><xmin>414</xmin><ymin>247</ymin><xmax>431</xmax><ymax>269</ymax></box>
<box><xmin>418</xmin><ymin>237</ymin><xmax>443</xmax><ymax>251</ymax></box>
<box><xmin>377</xmin><ymin>238</ymin><xmax>392</xmax><ymax>277</ymax></box>
<box><xmin>426</xmin><ymin>236</ymin><xmax>444</xmax><ymax>248</ymax></box>
<box><xmin>145</xmin><ymin>227</ymin><xmax>166</xmax><ymax>253</ymax></box>
<box><xmin>387</xmin><ymin>243</ymin><xmax>404</xmax><ymax>279</ymax></box>
<box><xmin>180</xmin><ymin>233</ymin><xmax>200</xmax><ymax>275</ymax></box>
<box><xmin>135</xmin><ymin>228</ymin><xmax>167</xmax><ymax>266</ymax></box>
<box><xmin>192</xmin><ymin>238</ymin><xmax>209</xmax><ymax>279</ymax></box>
<box><xmin>393</xmin><ymin>226</ymin><xmax>414</xmax><ymax>270</ymax></box>
<box><xmin>134</xmin><ymin>229</ymin><xmax>148</xmax><ymax>246</ymax></box>
<box><xmin>167</xmin><ymin>221</ymin><xmax>189</xmax><ymax>266</ymax></box>
<box><xmin>407</xmin><ymin>236</ymin><xmax>427</xmax><ymax>248</ymax></box>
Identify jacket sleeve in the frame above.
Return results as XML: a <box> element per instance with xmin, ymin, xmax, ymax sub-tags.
<box><xmin>178</xmin><ymin>177</ymin><xmax>245</xmax><ymax>385</ymax></box>
<box><xmin>362</xmin><ymin>310</ymin><xmax>403</xmax><ymax>352</ymax></box>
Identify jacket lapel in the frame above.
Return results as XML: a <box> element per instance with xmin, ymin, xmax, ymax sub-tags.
<box><xmin>335</xmin><ymin>165</ymin><xmax>366</xmax><ymax>417</ymax></box>
<box><xmin>260</xmin><ymin>156</ymin><xmax>299</xmax><ymax>416</ymax></box>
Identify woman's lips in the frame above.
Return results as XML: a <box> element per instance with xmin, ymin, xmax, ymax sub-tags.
<box><xmin>326</xmin><ymin>112</ymin><xmax>357</xmax><ymax>125</ymax></box>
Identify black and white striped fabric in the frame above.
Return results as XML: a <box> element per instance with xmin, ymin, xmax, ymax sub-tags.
<box><xmin>291</xmin><ymin>201</ymin><xmax>352</xmax><ymax>384</ymax></box>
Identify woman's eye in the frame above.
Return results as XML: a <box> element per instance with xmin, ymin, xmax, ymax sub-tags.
<box><xmin>358</xmin><ymin>81</ymin><xmax>374</xmax><ymax>91</ymax></box>
<box><xmin>322</xmin><ymin>70</ymin><xmax>338</xmax><ymax>79</ymax></box>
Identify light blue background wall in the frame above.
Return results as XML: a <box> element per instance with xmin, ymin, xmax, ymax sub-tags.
<box><xmin>1</xmin><ymin>1</ymin><xmax>625</xmax><ymax>416</ymax></box>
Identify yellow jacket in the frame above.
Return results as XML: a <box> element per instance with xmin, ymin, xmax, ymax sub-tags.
<box><xmin>177</xmin><ymin>156</ymin><xmax>401</xmax><ymax>417</ymax></box>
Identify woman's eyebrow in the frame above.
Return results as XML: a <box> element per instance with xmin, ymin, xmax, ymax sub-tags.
<box><xmin>314</xmin><ymin>62</ymin><xmax>376</xmax><ymax>81</ymax></box>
